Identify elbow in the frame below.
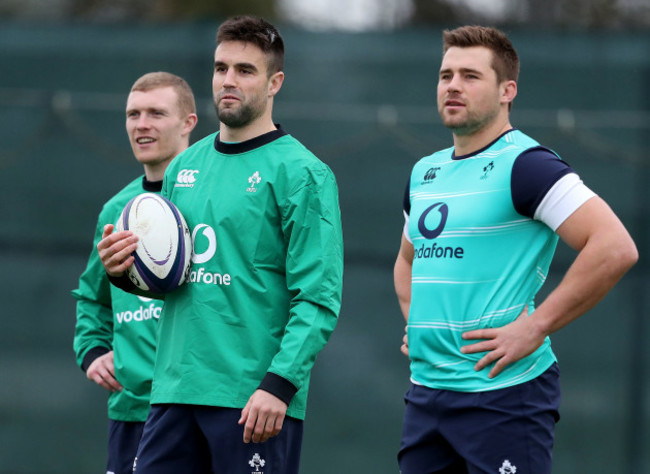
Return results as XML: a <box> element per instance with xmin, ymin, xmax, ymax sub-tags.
<box><xmin>612</xmin><ymin>237</ymin><xmax>639</xmax><ymax>275</ymax></box>
<box><xmin>622</xmin><ymin>242</ymin><xmax>639</xmax><ymax>271</ymax></box>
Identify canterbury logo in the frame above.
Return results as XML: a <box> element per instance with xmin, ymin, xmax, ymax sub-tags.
<box><xmin>176</xmin><ymin>169</ymin><xmax>199</xmax><ymax>187</ymax></box>
<box><xmin>422</xmin><ymin>167</ymin><xmax>440</xmax><ymax>183</ymax></box>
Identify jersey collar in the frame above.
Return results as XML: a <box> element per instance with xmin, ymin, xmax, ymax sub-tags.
<box><xmin>142</xmin><ymin>176</ymin><xmax>163</xmax><ymax>192</ymax></box>
<box><xmin>452</xmin><ymin>128</ymin><xmax>517</xmax><ymax>160</ymax></box>
<box><xmin>214</xmin><ymin>125</ymin><xmax>287</xmax><ymax>155</ymax></box>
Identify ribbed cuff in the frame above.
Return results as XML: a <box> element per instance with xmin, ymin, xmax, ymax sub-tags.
<box><xmin>81</xmin><ymin>346</ymin><xmax>111</xmax><ymax>372</ymax></box>
<box><xmin>107</xmin><ymin>273</ymin><xmax>164</xmax><ymax>300</ymax></box>
<box><xmin>107</xmin><ymin>273</ymin><xmax>137</xmax><ymax>292</ymax></box>
<box><xmin>257</xmin><ymin>372</ymin><xmax>298</xmax><ymax>406</ymax></box>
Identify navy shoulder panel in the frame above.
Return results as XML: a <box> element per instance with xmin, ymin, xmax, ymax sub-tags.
<box><xmin>511</xmin><ymin>146</ymin><xmax>574</xmax><ymax>218</ymax></box>
<box><xmin>403</xmin><ymin>178</ymin><xmax>411</xmax><ymax>216</ymax></box>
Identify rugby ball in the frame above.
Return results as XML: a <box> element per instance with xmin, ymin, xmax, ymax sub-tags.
<box><xmin>115</xmin><ymin>193</ymin><xmax>192</xmax><ymax>293</ymax></box>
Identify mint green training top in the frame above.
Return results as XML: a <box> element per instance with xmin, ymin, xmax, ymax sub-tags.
<box><xmin>406</xmin><ymin>130</ymin><xmax>561</xmax><ymax>392</ymax></box>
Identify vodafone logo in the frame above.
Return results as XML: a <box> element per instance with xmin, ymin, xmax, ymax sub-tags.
<box><xmin>191</xmin><ymin>224</ymin><xmax>217</xmax><ymax>264</ymax></box>
<box><xmin>414</xmin><ymin>202</ymin><xmax>464</xmax><ymax>260</ymax></box>
<box><xmin>418</xmin><ymin>202</ymin><xmax>448</xmax><ymax>239</ymax></box>
<box><xmin>188</xmin><ymin>223</ymin><xmax>231</xmax><ymax>286</ymax></box>
<box><xmin>175</xmin><ymin>169</ymin><xmax>199</xmax><ymax>188</ymax></box>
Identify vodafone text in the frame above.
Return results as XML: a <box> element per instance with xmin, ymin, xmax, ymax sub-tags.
<box><xmin>414</xmin><ymin>242</ymin><xmax>464</xmax><ymax>260</ymax></box>
<box><xmin>188</xmin><ymin>267</ymin><xmax>231</xmax><ymax>286</ymax></box>
<box><xmin>116</xmin><ymin>303</ymin><xmax>162</xmax><ymax>324</ymax></box>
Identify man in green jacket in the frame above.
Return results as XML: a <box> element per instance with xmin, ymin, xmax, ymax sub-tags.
<box><xmin>96</xmin><ymin>16</ymin><xmax>344</xmax><ymax>474</ymax></box>
<box><xmin>73</xmin><ymin>71</ymin><xmax>197</xmax><ymax>474</ymax></box>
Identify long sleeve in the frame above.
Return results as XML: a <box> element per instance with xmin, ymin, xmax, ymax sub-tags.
<box><xmin>72</xmin><ymin>212</ymin><xmax>114</xmax><ymax>370</ymax></box>
<box><xmin>264</xmin><ymin>167</ymin><xmax>343</xmax><ymax>397</ymax></box>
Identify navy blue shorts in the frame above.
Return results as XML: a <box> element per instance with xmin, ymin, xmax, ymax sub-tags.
<box><xmin>106</xmin><ymin>420</ymin><xmax>145</xmax><ymax>474</ymax></box>
<box><xmin>399</xmin><ymin>363</ymin><xmax>561</xmax><ymax>474</ymax></box>
<box><xmin>133</xmin><ymin>404</ymin><xmax>303</xmax><ymax>474</ymax></box>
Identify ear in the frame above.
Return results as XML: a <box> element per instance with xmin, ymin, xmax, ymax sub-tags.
<box><xmin>501</xmin><ymin>80</ymin><xmax>517</xmax><ymax>107</ymax></box>
<box><xmin>182</xmin><ymin>113</ymin><xmax>198</xmax><ymax>136</ymax></box>
<box><xmin>268</xmin><ymin>71</ymin><xmax>285</xmax><ymax>98</ymax></box>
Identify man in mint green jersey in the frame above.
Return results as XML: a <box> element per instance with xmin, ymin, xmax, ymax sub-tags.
<box><xmin>73</xmin><ymin>72</ymin><xmax>197</xmax><ymax>474</ymax></box>
<box><xmin>96</xmin><ymin>16</ymin><xmax>343</xmax><ymax>474</ymax></box>
<box><xmin>394</xmin><ymin>26</ymin><xmax>638</xmax><ymax>473</ymax></box>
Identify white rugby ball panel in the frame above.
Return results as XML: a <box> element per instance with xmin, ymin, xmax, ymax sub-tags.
<box><xmin>117</xmin><ymin>193</ymin><xmax>192</xmax><ymax>293</ymax></box>
<box><xmin>130</xmin><ymin>195</ymin><xmax>178</xmax><ymax>277</ymax></box>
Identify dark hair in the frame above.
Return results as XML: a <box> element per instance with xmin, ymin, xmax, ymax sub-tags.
<box><xmin>217</xmin><ymin>16</ymin><xmax>285</xmax><ymax>76</ymax></box>
<box><xmin>442</xmin><ymin>26</ymin><xmax>519</xmax><ymax>84</ymax></box>
<box><xmin>131</xmin><ymin>71</ymin><xmax>196</xmax><ymax>116</ymax></box>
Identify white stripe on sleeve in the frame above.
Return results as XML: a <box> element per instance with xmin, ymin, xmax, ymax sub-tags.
<box><xmin>403</xmin><ymin>210</ymin><xmax>412</xmax><ymax>243</ymax></box>
<box><xmin>534</xmin><ymin>173</ymin><xmax>596</xmax><ymax>231</ymax></box>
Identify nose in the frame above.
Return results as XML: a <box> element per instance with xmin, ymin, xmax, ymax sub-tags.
<box><xmin>222</xmin><ymin>68</ymin><xmax>237</xmax><ymax>88</ymax></box>
<box><xmin>446</xmin><ymin>73</ymin><xmax>461</xmax><ymax>92</ymax></box>
<box><xmin>135</xmin><ymin>114</ymin><xmax>151</xmax><ymax>129</ymax></box>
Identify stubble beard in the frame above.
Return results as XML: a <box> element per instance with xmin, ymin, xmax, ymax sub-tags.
<box><xmin>214</xmin><ymin>94</ymin><xmax>265</xmax><ymax>129</ymax></box>
<box><xmin>441</xmin><ymin>106</ymin><xmax>499</xmax><ymax>137</ymax></box>
<box><xmin>438</xmin><ymin>91</ymin><xmax>502</xmax><ymax>136</ymax></box>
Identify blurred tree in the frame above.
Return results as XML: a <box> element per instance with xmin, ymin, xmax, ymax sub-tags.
<box><xmin>156</xmin><ymin>0</ymin><xmax>276</xmax><ymax>21</ymax></box>
<box><xmin>409</xmin><ymin>0</ymin><xmax>464</xmax><ymax>24</ymax></box>
<box><xmin>70</xmin><ymin>0</ymin><xmax>147</xmax><ymax>21</ymax></box>
<box><xmin>70</xmin><ymin>0</ymin><xmax>277</xmax><ymax>21</ymax></box>
<box><xmin>410</xmin><ymin>0</ymin><xmax>650</xmax><ymax>29</ymax></box>
<box><xmin>4</xmin><ymin>0</ymin><xmax>649</xmax><ymax>28</ymax></box>
<box><xmin>528</xmin><ymin>0</ymin><xmax>621</xmax><ymax>28</ymax></box>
